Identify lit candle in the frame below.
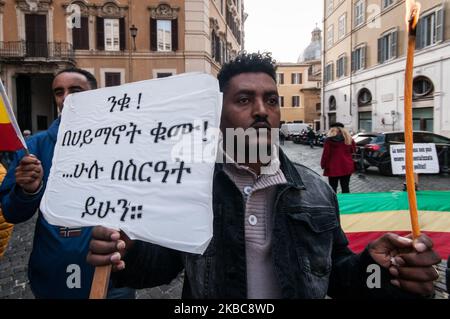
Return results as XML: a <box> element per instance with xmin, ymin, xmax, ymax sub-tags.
<box><xmin>404</xmin><ymin>0</ymin><xmax>421</xmax><ymax>239</ymax></box>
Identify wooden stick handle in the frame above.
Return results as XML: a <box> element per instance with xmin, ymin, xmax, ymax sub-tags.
<box><xmin>404</xmin><ymin>34</ymin><xmax>421</xmax><ymax>239</ymax></box>
<box><xmin>89</xmin><ymin>265</ymin><xmax>112</xmax><ymax>299</ymax></box>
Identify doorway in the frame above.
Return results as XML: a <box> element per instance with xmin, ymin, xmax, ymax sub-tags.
<box><xmin>16</xmin><ymin>74</ymin><xmax>54</xmax><ymax>134</ymax></box>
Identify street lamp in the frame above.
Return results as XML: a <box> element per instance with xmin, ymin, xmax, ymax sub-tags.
<box><xmin>130</xmin><ymin>24</ymin><xmax>138</xmax><ymax>51</ymax></box>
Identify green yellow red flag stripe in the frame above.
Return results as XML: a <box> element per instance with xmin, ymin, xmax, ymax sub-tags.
<box><xmin>0</xmin><ymin>79</ymin><xmax>26</xmax><ymax>151</ymax></box>
<box><xmin>338</xmin><ymin>191</ymin><xmax>450</xmax><ymax>259</ymax></box>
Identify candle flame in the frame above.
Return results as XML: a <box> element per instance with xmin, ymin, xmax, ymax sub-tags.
<box><xmin>406</xmin><ymin>0</ymin><xmax>421</xmax><ymax>33</ymax></box>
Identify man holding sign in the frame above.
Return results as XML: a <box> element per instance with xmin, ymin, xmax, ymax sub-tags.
<box><xmin>0</xmin><ymin>68</ymin><xmax>134</xmax><ymax>299</ymax></box>
<box><xmin>87</xmin><ymin>53</ymin><xmax>440</xmax><ymax>299</ymax></box>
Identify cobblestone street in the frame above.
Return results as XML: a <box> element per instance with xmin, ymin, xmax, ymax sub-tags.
<box><xmin>1</xmin><ymin>142</ymin><xmax>448</xmax><ymax>299</ymax></box>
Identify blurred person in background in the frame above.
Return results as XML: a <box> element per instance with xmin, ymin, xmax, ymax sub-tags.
<box><xmin>320</xmin><ymin>122</ymin><xmax>356</xmax><ymax>193</ymax></box>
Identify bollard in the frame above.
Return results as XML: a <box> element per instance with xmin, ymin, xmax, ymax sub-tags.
<box><xmin>443</xmin><ymin>146</ymin><xmax>449</xmax><ymax>176</ymax></box>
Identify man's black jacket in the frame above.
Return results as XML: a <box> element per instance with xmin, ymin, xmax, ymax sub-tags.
<box><xmin>113</xmin><ymin>151</ymin><xmax>417</xmax><ymax>299</ymax></box>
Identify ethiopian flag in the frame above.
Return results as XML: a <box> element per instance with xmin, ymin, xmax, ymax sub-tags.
<box><xmin>0</xmin><ymin>79</ymin><xmax>26</xmax><ymax>151</ymax></box>
<box><xmin>339</xmin><ymin>191</ymin><xmax>450</xmax><ymax>259</ymax></box>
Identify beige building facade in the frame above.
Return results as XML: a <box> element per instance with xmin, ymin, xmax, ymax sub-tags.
<box><xmin>0</xmin><ymin>0</ymin><xmax>244</xmax><ymax>133</ymax></box>
<box><xmin>277</xmin><ymin>62</ymin><xmax>321</xmax><ymax>130</ymax></box>
<box><xmin>323</xmin><ymin>0</ymin><xmax>450</xmax><ymax>137</ymax></box>
<box><xmin>277</xmin><ymin>27</ymin><xmax>322</xmax><ymax>130</ymax></box>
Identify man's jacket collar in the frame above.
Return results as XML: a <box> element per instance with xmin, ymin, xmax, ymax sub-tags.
<box><xmin>215</xmin><ymin>148</ymin><xmax>305</xmax><ymax>190</ymax></box>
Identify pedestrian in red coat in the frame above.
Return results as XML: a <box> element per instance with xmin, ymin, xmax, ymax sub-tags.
<box><xmin>320</xmin><ymin>123</ymin><xmax>356</xmax><ymax>193</ymax></box>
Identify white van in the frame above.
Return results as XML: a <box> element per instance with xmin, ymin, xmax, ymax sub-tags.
<box><xmin>280</xmin><ymin>123</ymin><xmax>310</xmax><ymax>139</ymax></box>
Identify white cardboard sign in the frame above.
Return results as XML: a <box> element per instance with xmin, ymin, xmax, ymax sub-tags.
<box><xmin>40</xmin><ymin>73</ymin><xmax>223</xmax><ymax>254</ymax></box>
<box><xmin>390</xmin><ymin>143</ymin><xmax>440</xmax><ymax>175</ymax></box>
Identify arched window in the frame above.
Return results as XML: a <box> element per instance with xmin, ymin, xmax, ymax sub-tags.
<box><xmin>329</xmin><ymin>95</ymin><xmax>336</xmax><ymax>111</ymax></box>
<box><xmin>358</xmin><ymin>88</ymin><xmax>372</xmax><ymax>107</ymax></box>
<box><xmin>413</xmin><ymin>76</ymin><xmax>434</xmax><ymax>98</ymax></box>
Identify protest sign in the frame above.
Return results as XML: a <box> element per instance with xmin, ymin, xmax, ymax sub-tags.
<box><xmin>40</xmin><ymin>73</ymin><xmax>222</xmax><ymax>254</ymax></box>
<box><xmin>390</xmin><ymin>143</ymin><xmax>439</xmax><ymax>175</ymax></box>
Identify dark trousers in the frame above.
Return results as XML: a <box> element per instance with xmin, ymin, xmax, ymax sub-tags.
<box><xmin>328</xmin><ymin>175</ymin><xmax>351</xmax><ymax>193</ymax></box>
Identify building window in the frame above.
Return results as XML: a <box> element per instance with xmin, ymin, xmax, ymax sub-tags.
<box><xmin>277</xmin><ymin>73</ymin><xmax>284</xmax><ymax>85</ymax></box>
<box><xmin>413</xmin><ymin>76</ymin><xmax>434</xmax><ymax>99</ymax></box>
<box><xmin>359</xmin><ymin>111</ymin><xmax>372</xmax><ymax>132</ymax></box>
<box><xmin>358</xmin><ymin>88</ymin><xmax>372</xmax><ymax>106</ymax></box>
<box><xmin>327</xmin><ymin>0</ymin><xmax>334</xmax><ymax>15</ymax></box>
<box><xmin>316</xmin><ymin>103</ymin><xmax>321</xmax><ymax>112</ymax></box>
<box><xmin>72</xmin><ymin>16</ymin><xmax>89</xmax><ymax>50</ymax></box>
<box><xmin>104</xmin><ymin>19</ymin><xmax>120</xmax><ymax>51</ymax></box>
<box><xmin>156</xmin><ymin>20</ymin><xmax>172</xmax><ymax>51</ymax></box>
<box><xmin>327</xmin><ymin>25</ymin><xmax>334</xmax><ymax>48</ymax></box>
<box><xmin>149</xmin><ymin>4</ymin><xmax>179</xmax><ymax>52</ymax></box>
<box><xmin>226</xmin><ymin>6</ymin><xmax>242</xmax><ymax>45</ymax></box>
<box><xmin>211</xmin><ymin>31</ymin><xmax>222</xmax><ymax>63</ymax></box>
<box><xmin>279</xmin><ymin>96</ymin><xmax>284</xmax><ymax>107</ymax></box>
<box><xmin>336</xmin><ymin>55</ymin><xmax>347</xmax><ymax>78</ymax></box>
<box><xmin>96</xmin><ymin>17</ymin><xmax>125</xmax><ymax>51</ymax></box>
<box><xmin>354</xmin><ymin>0</ymin><xmax>365</xmax><ymax>27</ymax></box>
<box><xmin>291</xmin><ymin>73</ymin><xmax>302</xmax><ymax>84</ymax></box>
<box><xmin>352</xmin><ymin>46</ymin><xmax>366</xmax><ymax>71</ymax></box>
<box><xmin>292</xmin><ymin>96</ymin><xmax>300</xmax><ymax>107</ymax></box>
<box><xmin>324</xmin><ymin>63</ymin><xmax>334</xmax><ymax>83</ymax></box>
<box><xmin>150</xmin><ymin>18</ymin><xmax>178</xmax><ymax>52</ymax></box>
<box><xmin>328</xmin><ymin>113</ymin><xmax>337</xmax><ymax>127</ymax></box>
<box><xmin>156</xmin><ymin>72</ymin><xmax>173</xmax><ymax>78</ymax></box>
<box><xmin>378</xmin><ymin>30</ymin><xmax>398</xmax><ymax>63</ymax></box>
<box><xmin>382</xmin><ymin>0</ymin><xmax>395</xmax><ymax>9</ymax></box>
<box><xmin>329</xmin><ymin>96</ymin><xmax>336</xmax><ymax>111</ymax></box>
<box><xmin>338</xmin><ymin>13</ymin><xmax>346</xmax><ymax>39</ymax></box>
<box><xmin>413</xmin><ymin>108</ymin><xmax>434</xmax><ymax>132</ymax></box>
<box><xmin>105</xmin><ymin>72</ymin><xmax>121</xmax><ymax>87</ymax></box>
<box><xmin>416</xmin><ymin>7</ymin><xmax>444</xmax><ymax>50</ymax></box>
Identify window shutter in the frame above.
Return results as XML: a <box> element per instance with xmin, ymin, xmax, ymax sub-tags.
<box><xmin>72</xmin><ymin>17</ymin><xmax>89</xmax><ymax>50</ymax></box>
<box><xmin>171</xmin><ymin>18</ymin><xmax>178</xmax><ymax>51</ymax></box>
<box><xmin>331</xmin><ymin>63</ymin><xmax>334</xmax><ymax>81</ymax></box>
<box><xmin>377</xmin><ymin>37</ymin><xmax>382</xmax><ymax>63</ymax></box>
<box><xmin>361</xmin><ymin>46</ymin><xmax>366</xmax><ymax>69</ymax></box>
<box><xmin>299</xmin><ymin>73</ymin><xmax>302</xmax><ymax>84</ymax></box>
<box><xmin>211</xmin><ymin>31</ymin><xmax>215</xmax><ymax>57</ymax></box>
<box><xmin>119</xmin><ymin>18</ymin><xmax>125</xmax><ymax>51</ymax></box>
<box><xmin>96</xmin><ymin>17</ymin><xmax>104</xmax><ymax>50</ymax></box>
<box><xmin>436</xmin><ymin>8</ymin><xmax>444</xmax><ymax>43</ymax></box>
<box><xmin>344</xmin><ymin>56</ymin><xmax>348</xmax><ymax>76</ymax></box>
<box><xmin>215</xmin><ymin>35</ymin><xmax>220</xmax><ymax>61</ymax></box>
<box><xmin>217</xmin><ymin>40</ymin><xmax>222</xmax><ymax>63</ymax></box>
<box><xmin>391</xmin><ymin>31</ymin><xmax>398</xmax><ymax>58</ymax></box>
<box><xmin>416</xmin><ymin>18</ymin><xmax>424</xmax><ymax>49</ymax></box>
<box><xmin>150</xmin><ymin>18</ymin><xmax>157</xmax><ymax>51</ymax></box>
<box><xmin>351</xmin><ymin>51</ymin><xmax>355</xmax><ymax>72</ymax></box>
<box><xmin>81</xmin><ymin>17</ymin><xmax>89</xmax><ymax>49</ymax></box>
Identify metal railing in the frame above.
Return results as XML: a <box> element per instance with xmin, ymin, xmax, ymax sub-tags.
<box><xmin>0</xmin><ymin>41</ymin><xmax>75</xmax><ymax>61</ymax></box>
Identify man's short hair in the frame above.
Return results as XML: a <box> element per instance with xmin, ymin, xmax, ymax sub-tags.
<box><xmin>55</xmin><ymin>68</ymin><xmax>97</xmax><ymax>89</ymax></box>
<box><xmin>217</xmin><ymin>52</ymin><xmax>277</xmax><ymax>92</ymax></box>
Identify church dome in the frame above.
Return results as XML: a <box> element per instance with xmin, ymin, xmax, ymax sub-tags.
<box><xmin>298</xmin><ymin>27</ymin><xmax>322</xmax><ymax>63</ymax></box>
